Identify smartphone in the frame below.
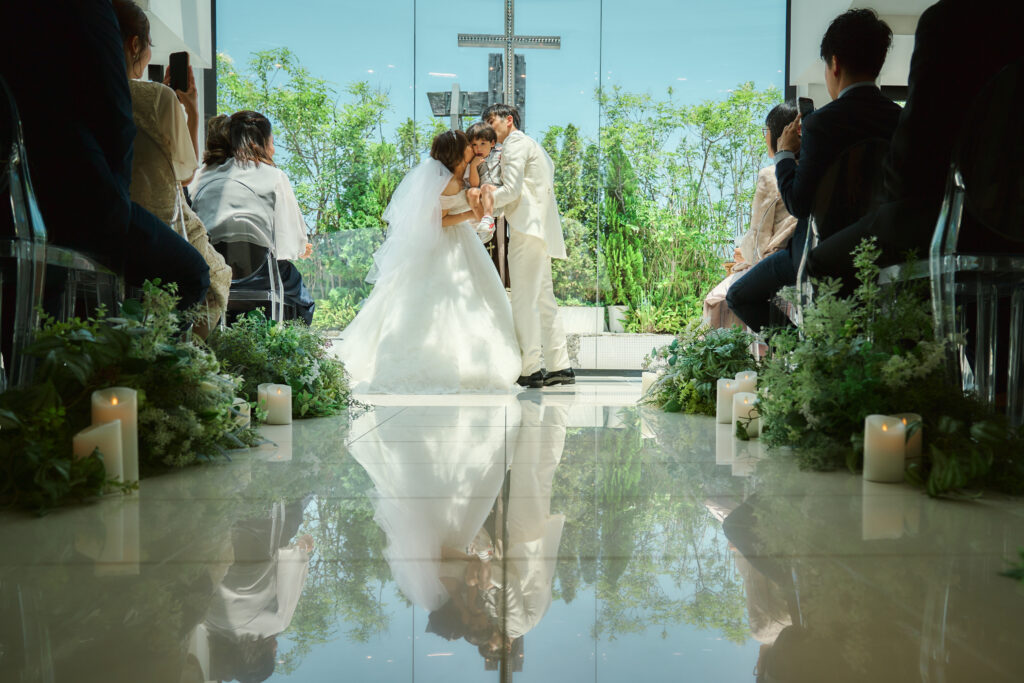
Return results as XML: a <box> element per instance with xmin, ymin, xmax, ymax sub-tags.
<box><xmin>798</xmin><ymin>96</ymin><xmax>814</xmax><ymax>119</ymax></box>
<box><xmin>168</xmin><ymin>51</ymin><xmax>190</xmax><ymax>92</ymax></box>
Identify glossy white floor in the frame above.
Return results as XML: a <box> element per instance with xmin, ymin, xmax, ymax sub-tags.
<box><xmin>2</xmin><ymin>377</ymin><xmax>1023</xmax><ymax>682</ymax></box>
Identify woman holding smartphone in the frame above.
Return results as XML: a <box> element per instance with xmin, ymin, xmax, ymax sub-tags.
<box><xmin>112</xmin><ymin>0</ymin><xmax>231</xmax><ymax>336</ymax></box>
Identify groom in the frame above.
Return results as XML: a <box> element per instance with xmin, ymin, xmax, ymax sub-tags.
<box><xmin>483</xmin><ymin>104</ymin><xmax>574</xmax><ymax>388</ymax></box>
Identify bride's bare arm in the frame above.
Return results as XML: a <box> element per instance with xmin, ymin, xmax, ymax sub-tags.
<box><xmin>442</xmin><ymin>210</ymin><xmax>475</xmax><ymax>226</ymax></box>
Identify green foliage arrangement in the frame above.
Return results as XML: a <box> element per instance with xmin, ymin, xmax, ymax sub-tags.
<box><xmin>0</xmin><ymin>283</ymin><xmax>259</xmax><ymax>512</ymax></box>
<box><xmin>643</xmin><ymin>322</ymin><xmax>759</xmax><ymax>415</ymax></box>
<box><xmin>207</xmin><ymin>310</ymin><xmax>352</xmax><ymax>418</ymax></box>
<box><xmin>759</xmin><ymin>239</ymin><xmax>1024</xmax><ymax>497</ymax></box>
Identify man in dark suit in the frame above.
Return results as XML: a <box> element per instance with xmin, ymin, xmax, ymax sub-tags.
<box><xmin>0</xmin><ymin>0</ymin><xmax>209</xmax><ymax>311</ymax></box>
<box><xmin>726</xmin><ymin>9</ymin><xmax>902</xmax><ymax>332</ymax></box>
<box><xmin>805</xmin><ymin>0</ymin><xmax>1024</xmax><ymax>286</ymax></box>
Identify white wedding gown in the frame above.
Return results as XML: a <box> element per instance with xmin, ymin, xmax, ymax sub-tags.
<box><xmin>336</xmin><ymin>159</ymin><xmax>521</xmax><ymax>394</ymax></box>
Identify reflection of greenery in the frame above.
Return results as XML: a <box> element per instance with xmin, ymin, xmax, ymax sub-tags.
<box><xmin>553</xmin><ymin>410</ymin><xmax>750</xmax><ymax>644</ymax></box>
<box><xmin>1002</xmin><ymin>549</ymin><xmax>1024</xmax><ymax>584</ymax></box>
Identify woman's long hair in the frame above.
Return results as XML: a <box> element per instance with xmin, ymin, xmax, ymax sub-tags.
<box><xmin>229</xmin><ymin>110</ymin><xmax>275</xmax><ymax>167</ymax></box>
<box><xmin>203</xmin><ymin>114</ymin><xmax>232</xmax><ymax>166</ymax></box>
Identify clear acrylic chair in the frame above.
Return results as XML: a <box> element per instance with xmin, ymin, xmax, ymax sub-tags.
<box><xmin>213</xmin><ymin>238</ymin><xmax>289</xmax><ymax>324</ymax></box>
<box><xmin>0</xmin><ymin>77</ymin><xmax>118</xmax><ymax>390</ymax></box>
<box><xmin>930</xmin><ymin>59</ymin><xmax>1024</xmax><ymax>425</ymax></box>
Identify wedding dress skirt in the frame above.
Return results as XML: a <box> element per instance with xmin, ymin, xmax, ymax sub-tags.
<box><xmin>337</xmin><ymin>190</ymin><xmax>521</xmax><ymax>394</ymax></box>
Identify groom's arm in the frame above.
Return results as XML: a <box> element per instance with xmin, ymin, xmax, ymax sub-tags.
<box><xmin>490</xmin><ymin>137</ymin><xmax>527</xmax><ymax>210</ymax></box>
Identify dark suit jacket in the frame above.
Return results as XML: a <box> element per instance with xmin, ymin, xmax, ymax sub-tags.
<box><xmin>883</xmin><ymin>0</ymin><xmax>1024</xmax><ymax>251</ymax></box>
<box><xmin>0</xmin><ymin>0</ymin><xmax>136</xmax><ymax>261</ymax></box>
<box><xmin>775</xmin><ymin>86</ymin><xmax>902</xmax><ymax>267</ymax></box>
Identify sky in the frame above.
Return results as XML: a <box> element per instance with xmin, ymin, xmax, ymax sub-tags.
<box><xmin>216</xmin><ymin>0</ymin><xmax>787</xmax><ymax>139</ymax></box>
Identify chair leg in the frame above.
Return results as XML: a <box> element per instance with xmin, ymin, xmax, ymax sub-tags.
<box><xmin>1008</xmin><ymin>286</ymin><xmax>1024</xmax><ymax>428</ymax></box>
<box><xmin>973</xmin><ymin>281</ymin><xmax>999</xmax><ymax>406</ymax></box>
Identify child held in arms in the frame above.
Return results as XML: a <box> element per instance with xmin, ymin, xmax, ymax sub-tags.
<box><xmin>465</xmin><ymin>121</ymin><xmax>502</xmax><ymax>240</ymax></box>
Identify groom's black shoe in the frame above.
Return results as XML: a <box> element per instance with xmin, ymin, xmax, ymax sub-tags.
<box><xmin>543</xmin><ymin>368</ymin><xmax>576</xmax><ymax>386</ymax></box>
<box><xmin>517</xmin><ymin>371</ymin><xmax>545</xmax><ymax>389</ymax></box>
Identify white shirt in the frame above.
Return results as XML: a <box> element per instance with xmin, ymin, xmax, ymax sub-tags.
<box><xmin>190</xmin><ymin>158</ymin><xmax>309</xmax><ymax>260</ymax></box>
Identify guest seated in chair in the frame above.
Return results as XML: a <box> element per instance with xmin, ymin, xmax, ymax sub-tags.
<box><xmin>805</xmin><ymin>0</ymin><xmax>1024</xmax><ymax>288</ymax></box>
<box><xmin>191</xmin><ymin>110</ymin><xmax>315</xmax><ymax>325</ymax></box>
<box><xmin>704</xmin><ymin>102</ymin><xmax>798</xmax><ymax>329</ymax></box>
<box><xmin>726</xmin><ymin>9</ymin><xmax>901</xmax><ymax>332</ymax></box>
<box><xmin>0</xmin><ymin>0</ymin><xmax>209</xmax><ymax>311</ymax></box>
<box><xmin>112</xmin><ymin>0</ymin><xmax>231</xmax><ymax>337</ymax></box>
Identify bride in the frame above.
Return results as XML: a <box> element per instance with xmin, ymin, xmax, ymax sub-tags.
<box><xmin>336</xmin><ymin>130</ymin><xmax>522</xmax><ymax>393</ymax></box>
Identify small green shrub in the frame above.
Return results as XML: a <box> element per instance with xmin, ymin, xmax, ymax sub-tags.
<box><xmin>643</xmin><ymin>322</ymin><xmax>759</xmax><ymax>415</ymax></box>
<box><xmin>208</xmin><ymin>310</ymin><xmax>352</xmax><ymax>418</ymax></box>
<box><xmin>759</xmin><ymin>239</ymin><xmax>1024</xmax><ymax>497</ymax></box>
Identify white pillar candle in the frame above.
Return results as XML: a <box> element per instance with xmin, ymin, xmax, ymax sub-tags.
<box><xmin>893</xmin><ymin>413</ymin><xmax>923</xmax><ymax>460</ymax></box>
<box><xmin>258</xmin><ymin>383</ymin><xmax>292</xmax><ymax>425</ymax></box>
<box><xmin>861</xmin><ymin>480</ymin><xmax>905</xmax><ymax>540</ymax></box>
<box><xmin>92</xmin><ymin>388</ymin><xmax>138</xmax><ymax>484</ymax></box>
<box><xmin>716</xmin><ymin>378</ymin><xmax>738</xmax><ymax>424</ymax></box>
<box><xmin>73</xmin><ymin>420</ymin><xmax>123</xmax><ymax>483</ymax></box>
<box><xmin>641</xmin><ymin>372</ymin><xmax>657</xmax><ymax>396</ymax></box>
<box><xmin>734</xmin><ymin>370</ymin><xmax>757</xmax><ymax>394</ymax></box>
<box><xmin>732</xmin><ymin>392</ymin><xmax>759</xmax><ymax>438</ymax></box>
<box><xmin>715</xmin><ymin>424</ymin><xmax>734</xmax><ymax>465</ymax></box>
<box><xmin>232</xmin><ymin>397</ymin><xmax>251</xmax><ymax>428</ymax></box>
<box><xmin>863</xmin><ymin>415</ymin><xmax>906</xmax><ymax>483</ymax></box>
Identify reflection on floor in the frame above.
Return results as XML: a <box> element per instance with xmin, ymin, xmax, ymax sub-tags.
<box><xmin>2</xmin><ymin>377</ymin><xmax>1023</xmax><ymax>682</ymax></box>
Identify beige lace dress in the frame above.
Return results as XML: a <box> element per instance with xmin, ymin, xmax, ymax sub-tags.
<box><xmin>128</xmin><ymin>79</ymin><xmax>231</xmax><ymax>327</ymax></box>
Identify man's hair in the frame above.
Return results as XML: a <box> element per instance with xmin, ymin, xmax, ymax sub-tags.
<box><xmin>765</xmin><ymin>101</ymin><xmax>799</xmax><ymax>152</ymax></box>
<box><xmin>465</xmin><ymin>121</ymin><xmax>497</xmax><ymax>144</ymax></box>
<box><xmin>482</xmin><ymin>103</ymin><xmax>521</xmax><ymax>130</ymax></box>
<box><xmin>430</xmin><ymin>129</ymin><xmax>469</xmax><ymax>172</ymax></box>
<box><xmin>820</xmin><ymin>9</ymin><xmax>893</xmax><ymax>79</ymax></box>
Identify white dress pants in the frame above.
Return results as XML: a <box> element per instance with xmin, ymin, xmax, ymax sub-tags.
<box><xmin>508</xmin><ymin>231</ymin><xmax>571</xmax><ymax>375</ymax></box>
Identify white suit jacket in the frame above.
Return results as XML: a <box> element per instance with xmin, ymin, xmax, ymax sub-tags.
<box><xmin>491</xmin><ymin>130</ymin><xmax>567</xmax><ymax>259</ymax></box>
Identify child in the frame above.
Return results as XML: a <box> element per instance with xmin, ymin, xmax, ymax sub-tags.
<box><xmin>465</xmin><ymin>121</ymin><xmax>502</xmax><ymax>240</ymax></box>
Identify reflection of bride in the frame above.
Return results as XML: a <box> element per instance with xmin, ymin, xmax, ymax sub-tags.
<box><xmin>349</xmin><ymin>403</ymin><xmax>516</xmax><ymax>611</ymax></box>
<box><xmin>336</xmin><ymin>129</ymin><xmax>521</xmax><ymax>394</ymax></box>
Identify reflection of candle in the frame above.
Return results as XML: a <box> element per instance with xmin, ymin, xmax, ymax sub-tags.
<box><xmin>716</xmin><ymin>379</ymin><xmax>738</xmax><ymax>424</ymax></box>
<box><xmin>92</xmin><ymin>388</ymin><xmax>138</xmax><ymax>484</ymax></box>
<box><xmin>732</xmin><ymin>392</ymin><xmax>759</xmax><ymax>438</ymax></box>
<box><xmin>893</xmin><ymin>413</ymin><xmax>922</xmax><ymax>460</ymax></box>
<box><xmin>94</xmin><ymin>499</ymin><xmax>139</xmax><ymax>576</ymax></box>
<box><xmin>232</xmin><ymin>398</ymin><xmax>251</xmax><ymax>428</ymax></box>
<box><xmin>861</xmin><ymin>480</ymin><xmax>905</xmax><ymax>540</ymax></box>
<box><xmin>734</xmin><ymin>370</ymin><xmax>757</xmax><ymax>393</ymax></box>
<box><xmin>863</xmin><ymin>415</ymin><xmax>906</xmax><ymax>483</ymax></box>
<box><xmin>715</xmin><ymin>423</ymin><xmax>734</xmax><ymax>465</ymax></box>
<box><xmin>641</xmin><ymin>372</ymin><xmax>657</xmax><ymax>396</ymax></box>
<box><xmin>258</xmin><ymin>383</ymin><xmax>292</xmax><ymax>425</ymax></box>
<box><xmin>731</xmin><ymin>439</ymin><xmax>760</xmax><ymax>476</ymax></box>
<box><xmin>73</xmin><ymin>421</ymin><xmax>123</xmax><ymax>483</ymax></box>
<box><xmin>260</xmin><ymin>424</ymin><xmax>293</xmax><ymax>462</ymax></box>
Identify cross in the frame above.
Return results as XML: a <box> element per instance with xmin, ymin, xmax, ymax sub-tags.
<box><xmin>426</xmin><ymin>82</ymin><xmax>490</xmax><ymax>130</ymax></box>
<box><xmin>458</xmin><ymin>0</ymin><xmax>561</xmax><ymax>113</ymax></box>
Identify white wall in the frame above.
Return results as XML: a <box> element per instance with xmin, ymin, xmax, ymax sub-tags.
<box><xmin>790</xmin><ymin>0</ymin><xmax>933</xmax><ymax>98</ymax></box>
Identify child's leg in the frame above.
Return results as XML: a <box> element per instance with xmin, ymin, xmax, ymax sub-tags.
<box><xmin>481</xmin><ymin>184</ymin><xmax>495</xmax><ymax>219</ymax></box>
<box><xmin>467</xmin><ymin>187</ymin><xmax>484</xmax><ymax>221</ymax></box>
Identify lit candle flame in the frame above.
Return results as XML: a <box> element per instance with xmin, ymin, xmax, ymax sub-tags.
<box><xmin>726</xmin><ymin>382</ymin><xmax>731</xmax><ymax>389</ymax></box>
<box><xmin>111</xmin><ymin>396</ymin><xmax>119</xmax><ymax>406</ymax></box>
<box><xmin>882</xmin><ymin>423</ymin><xmax>888</xmax><ymax>432</ymax></box>
<box><xmin>744</xmin><ymin>399</ymin><xmax>750</xmax><ymax>405</ymax></box>
<box><xmin>901</xmin><ymin>418</ymin><xmax>908</xmax><ymax>425</ymax></box>
<box><xmin>276</xmin><ymin>388</ymin><xmax>282</xmax><ymax>395</ymax></box>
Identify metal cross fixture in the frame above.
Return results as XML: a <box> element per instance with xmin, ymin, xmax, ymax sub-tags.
<box><xmin>458</xmin><ymin>0</ymin><xmax>561</xmax><ymax>110</ymax></box>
